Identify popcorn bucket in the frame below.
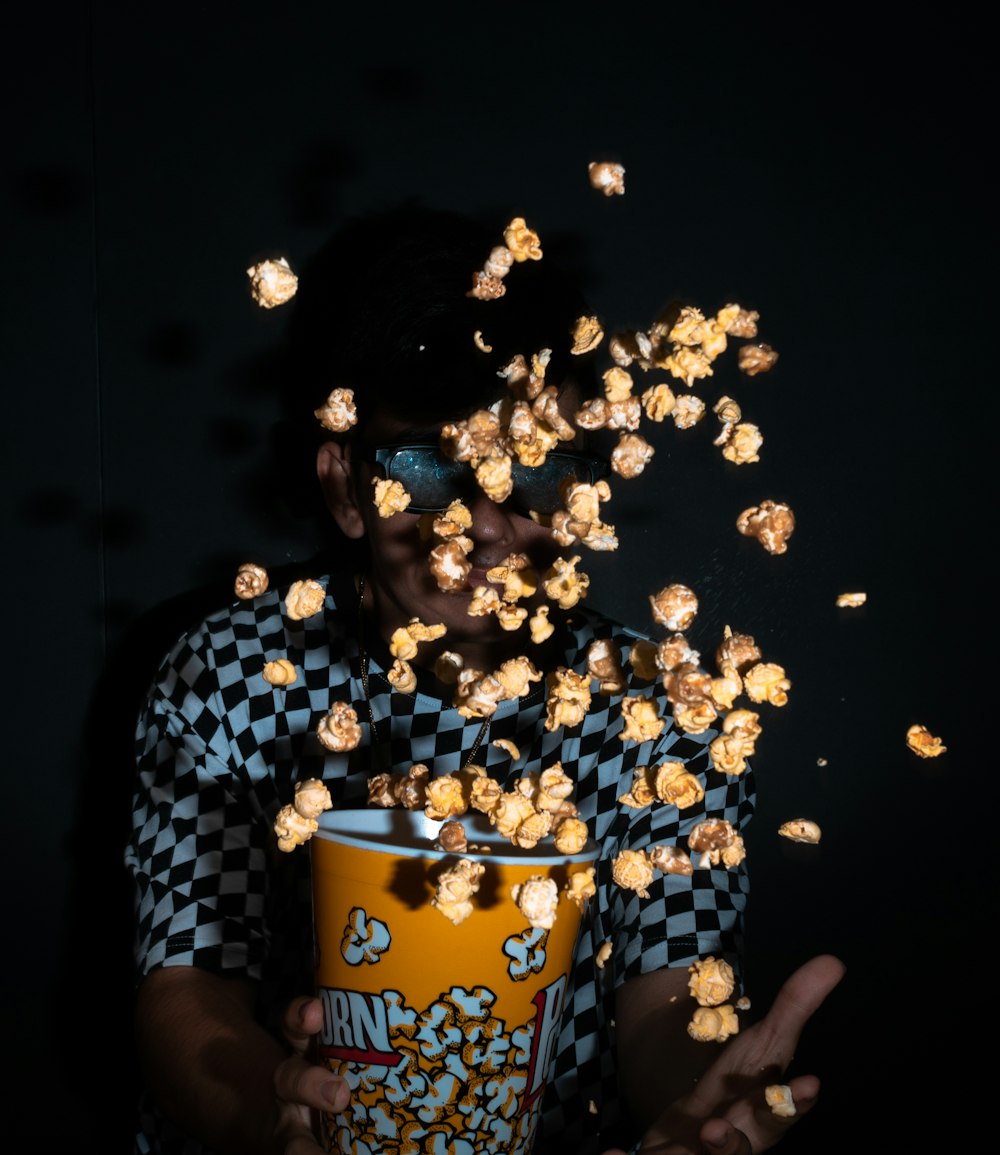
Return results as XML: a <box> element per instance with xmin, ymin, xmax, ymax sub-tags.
<box><xmin>310</xmin><ymin>808</ymin><xmax>599</xmax><ymax>1155</ymax></box>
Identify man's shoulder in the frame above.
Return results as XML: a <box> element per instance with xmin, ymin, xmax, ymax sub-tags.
<box><xmin>162</xmin><ymin>566</ymin><xmax>354</xmax><ymax>665</ymax></box>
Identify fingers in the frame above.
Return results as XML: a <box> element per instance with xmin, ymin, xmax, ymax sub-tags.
<box><xmin>282</xmin><ymin>995</ymin><xmax>325</xmax><ymax>1054</ymax></box>
<box><xmin>274</xmin><ymin>1051</ymin><xmax>350</xmax><ymax>1114</ymax></box>
<box><xmin>699</xmin><ymin>1118</ymin><xmax>753</xmax><ymax>1154</ymax></box>
<box><xmin>764</xmin><ymin>954</ymin><xmax>845</xmax><ymax>1038</ymax></box>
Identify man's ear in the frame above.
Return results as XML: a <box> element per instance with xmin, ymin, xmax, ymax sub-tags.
<box><xmin>316</xmin><ymin>441</ymin><xmax>367</xmax><ymax>539</ymax></box>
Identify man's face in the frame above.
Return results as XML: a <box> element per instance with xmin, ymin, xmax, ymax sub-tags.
<box><xmin>321</xmin><ymin>393</ymin><xmax>599</xmax><ymax>672</ymax></box>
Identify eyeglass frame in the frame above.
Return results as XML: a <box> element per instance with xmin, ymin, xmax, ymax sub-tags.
<box><xmin>367</xmin><ymin>442</ymin><xmax>611</xmax><ymax>515</ymax></box>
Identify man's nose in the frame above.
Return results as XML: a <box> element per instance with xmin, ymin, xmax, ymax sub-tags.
<box><xmin>464</xmin><ymin>489</ymin><xmax>518</xmax><ymax>544</ymax></box>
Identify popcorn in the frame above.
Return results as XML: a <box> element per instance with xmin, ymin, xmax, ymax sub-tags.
<box><xmin>743</xmin><ymin>661</ymin><xmax>791</xmax><ymax>706</ymax></box>
<box><xmin>544</xmin><ymin>667</ymin><xmax>592</xmax><ymax>732</ymax></box>
<box><xmin>429</xmin><ymin>537</ymin><xmax>473</xmax><ymax>590</ymax></box>
<box><xmin>387</xmin><ymin>659</ymin><xmax>417</xmax><ymax>693</ymax></box>
<box><xmin>553</xmin><ymin>816</ymin><xmax>589</xmax><ymax>854</ymax></box>
<box><xmin>454</xmin><ymin>669</ymin><xmax>506</xmax><ymax>719</ymax></box>
<box><xmin>571</xmin><ymin>314</ymin><xmax>605</xmax><ymax>354</ymax></box>
<box><xmin>273</xmin><ymin>777</ymin><xmax>331</xmax><ymax>852</ymax></box>
<box><xmin>648</xmin><ymin>845</ymin><xmax>694</xmax><ymax>875</ymax></box>
<box><xmin>672</xmin><ymin>701</ymin><xmax>718</xmax><ymax>735</ymax></box>
<box><xmin>436</xmin><ymin>820</ymin><xmax>468</xmax><ymax>853</ymax></box>
<box><xmin>619</xmin><ymin>695</ymin><xmax>665</xmax><ymax>743</ymax></box>
<box><xmin>587</xmin><ymin>638</ymin><xmax>627</xmax><ymax>695</ymax></box>
<box><xmin>234</xmin><ymin>562</ymin><xmax>268</xmax><ymax>600</ymax></box>
<box><xmin>765</xmin><ymin>1085</ymin><xmax>796</xmax><ymax>1118</ymax></box>
<box><xmin>663</xmin><ymin>347</ymin><xmax>713</xmax><ymax>389</ymax></box>
<box><xmin>432</xmin><ymin>858</ymin><xmax>485</xmax><ymax>925</ymax></box>
<box><xmin>628</xmin><ymin>639</ymin><xmax>659</xmax><ymax>681</ymax></box>
<box><xmin>316</xmin><ymin>701</ymin><xmax>362</xmax><ymax>753</ymax></box>
<box><xmin>738</xmin><ymin>343</ymin><xmax>780</xmax><ymax>376</ymax></box>
<box><xmin>641</xmin><ymin>383</ymin><xmax>677</xmax><ymax>422</ymax></box>
<box><xmin>671</xmin><ymin>394</ymin><xmax>707</xmax><ymax>429</ymax></box>
<box><xmin>503</xmin><ymin>217</ymin><xmax>543</xmax><ymax>262</ymax></box>
<box><xmin>247</xmin><ymin>256</ymin><xmax>297</xmax><ymax>308</ymax></box>
<box><xmin>262</xmin><ymin>658</ymin><xmax>297</xmax><ymax>686</ymax></box>
<box><xmin>716</xmin><ymin>626</ymin><xmax>762</xmax><ymax>673</ymax></box>
<box><xmin>293</xmin><ymin>778</ymin><xmax>333</xmax><ymax>819</ymax></box>
<box><xmin>273</xmin><ymin>805</ymin><xmax>317</xmax><ymax>852</ymax></box>
<box><xmin>720</xmin><ymin>422</ymin><xmax>763</xmax><ymax>465</ymax></box>
<box><xmin>529</xmin><ymin>605</ymin><xmax>555</xmax><ymax>644</ymax></box>
<box><xmin>588</xmin><ymin>160</ymin><xmax>626</xmax><ymax>196</ymax></box>
<box><xmin>688</xmin><ymin>819</ymin><xmax>743</xmax><ymax>868</ymax></box>
<box><xmin>906</xmin><ymin>723</ymin><xmax>947</xmax><ymax>758</ymax></box>
<box><xmin>473</xmin><ymin>329</ymin><xmax>492</xmax><ymax>352</ymax></box>
<box><xmin>836</xmin><ymin>591</ymin><xmax>867</xmax><ymax>607</ymax></box>
<box><xmin>618</xmin><ymin>766</ymin><xmax>657</xmax><ymax>809</ymax></box>
<box><xmin>688</xmin><ymin>956</ymin><xmax>736</xmax><ymax>1006</ymax></box>
<box><xmin>650</xmin><ymin>584</ymin><xmax>699</xmax><ymax>632</ymax></box>
<box><xmin>510</xmin><ymin>875</ymin><xmax>560</xmax><ymax>929</ymax></box>
<box><xmin>653</xmin><ymin>762</ymin><xmax>704</xmax><ymax>810</ymax></box>
<box><xmin>372</xmin><ymin>477</ymin><xmax>412</xmax><ymax>517</ymax></box>
<box><xmin>687</xmin><ymin>1004</ymin><xmax>739</xmax><ymax>1043</ymax></box>
<box><xmin>708</xmin><ymin>730</ymin><xmax>753</xmax><ymax>776</ymax></box>
<box><xmin>495</xmin><ymin>656</ymin><xmax>543</xmax><ymax>699</ymax></box>
<box><xmin>390</xmin><ymin>618</ymin><xmax>447</xmax><ymax>661</ymax></box>
<box><xmin>713</xmin><ymin>395</ymin><xmax>742</xmax><ymax>424</ymax></box>
<box><xmin>368</xmin><ymin>764</ymin><xmax>430</xmax><ymax>810</ymax></box>
<box><xmin>736</xmin><ymin>500</ymin><xmax>796</xmax><ymax>555</ymax></box>
<box><xmin>285</xmin><ymin>578</ymin><xmax>326</xmax><ymax>621</ymax></box>
<box><xmin>433</xmin><ymin>650</ymin><xmax>464</xmax><ymax>684</ymax></box>
<box><xmin>655</xmin><ymin>634</ymin><xmax>698</xmax><ymax>674</ymax></box>
<box><xmin>611</xmin><ymin>849</ymin><xmax>654</xmax><ymax>898</ymax></box>
<box><xmin>420</xmin><ymin>776</ymin><xmax>466</xmax><ymax>822</ymax></box>
<box><xmin>610</xmin><ymin>432</ymin><xmax>654</xmax><ymax>478</ymax></box>
<box><xmin>314</xmin><ymin>387</ymin><xmax>358</xmax><ymax>433</ymax></box>
<box><xmin>564</xmin><ymin>865</ymin><xmax>597</xmax><ymax>910</ymax></box>
<box><xmin>542</xmin><ymin>555</ymin><xmax>590</xmax><ymax>609</ymax></box>
<box><xmin>778</xmin><ymin>819</ymin><xmax>822</xmax><ymax>844</ymax></box>
<box><xmin>486</xmin><ymin>554</ymin><xmax>539</xmax><ymax>602</ymax></box>
<box><xmin>718</xmin><ymin>304</ymin><xmax>760</xmax><ymax>338</ymax></box>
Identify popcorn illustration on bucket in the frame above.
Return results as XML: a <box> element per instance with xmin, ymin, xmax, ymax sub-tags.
<box><xmin>310</xmin><ymin>808</ymin><xmax>599</xmax><ymax>1154</ymax></box>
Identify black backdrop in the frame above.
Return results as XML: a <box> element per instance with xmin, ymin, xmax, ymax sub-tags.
<box><xmin>5</xmin><ymin>4</ymin><xmax>989</xmax><ymax>1151</ymax></box>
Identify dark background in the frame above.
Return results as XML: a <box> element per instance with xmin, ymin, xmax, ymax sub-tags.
<box><xmin>5</xmin><ymin>4</ymin><xmax>990</xmax><ymax>1151</ymax></box>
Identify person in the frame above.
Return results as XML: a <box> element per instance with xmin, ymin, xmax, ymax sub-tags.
<box><xmin>125</xmin><ymin>202</ymin><xmax>845</xmax><ymax>1155</ymax></box>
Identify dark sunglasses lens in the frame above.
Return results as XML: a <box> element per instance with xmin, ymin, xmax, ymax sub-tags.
<box><xmin>512</xmin><ymin>454</ymin><xmax>598</xmax><ymax>515</ymax></box>
<box><xmin>387</xmin><ymin>448</ymin><xmax>469</xmax><ymax>511</ymax></box>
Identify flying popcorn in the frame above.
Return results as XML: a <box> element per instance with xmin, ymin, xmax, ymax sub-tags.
<box><xmin>314</xmin><ymin>387</ymin><xmax>357</xmax><ymax>433</ymax></box>
<box><xmin>906</xmin><ymin>723</ymin><xmax>946</xmax><ymax>758</ymax></box>
<box><xmin>765</xmin><ymin>1085</ymin><xmax>797</xmax><ymax>1117</ymax></box>
<box><xmin>247</xmin><ymin>256</ymin><xmax>298</xmax><ymax>308</ymax></box>
<box><xmin>284</xmin><ymin>578</ymin><xmax>326</xmax><ymax>621</ymax></box>
<box><xmin>432</xmin><ymin>858</ymin><xmax>485</xmax><ymax>925</ymax></box>
<box><xmin>262</xmin><ymin>658</ymin><xmax>297</xmax><ymax>686</ymax></box>
<box><xmin>688</xmin><ymin>956</ymin><xmax>736</xmax><ymax>1006</ymax></box>
<box><xmin>510</xmin><ymin>875</ymin><xmax>560</xmax><ymax>929</ymax></box>
<box><xmin>316</xmin><ymin>701</ymin><xmax>362</xmax><ymax>753</ymax></box>
<box><xmin>234</xmin><ymin>562</ymin><xmax>268</xmax><ymax>600</ymax></box>
<box><xmin>736</xmin><ymin>500</ymin><xmax>796</xmax><ymax>555</ymax></box>
<box><xmin>778</xmin><ymin>819</ymin><xmax>822</xmax><ymax>844</ymax></box>
<box><xmin>588</xmin><ymin>160</ymin><xmax>626</xmax><ymax>196</ymax></box>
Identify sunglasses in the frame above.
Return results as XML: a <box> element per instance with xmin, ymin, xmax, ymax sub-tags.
<box><xmin>369</xmin><ymin>443</ymin><xmax>610</xmax><ymax>516</ymax></box>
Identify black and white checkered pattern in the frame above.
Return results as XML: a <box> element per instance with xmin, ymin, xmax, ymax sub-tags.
<box><xmin>126</xmin><ymin>568</ymin><xmax>753</xmax><ymax>1155</ymax></box>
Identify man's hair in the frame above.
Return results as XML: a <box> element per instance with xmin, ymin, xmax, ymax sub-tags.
<box><xmin>284</xmin><ymin>201</ymin><xmax>598</xmax><ymax>439</ymax></box>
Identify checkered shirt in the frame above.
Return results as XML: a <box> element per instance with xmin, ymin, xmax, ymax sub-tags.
<box><xmin>126</xmin><ymin>570</ymin><xmax>753</xmax><ymax>1154</ymax></box>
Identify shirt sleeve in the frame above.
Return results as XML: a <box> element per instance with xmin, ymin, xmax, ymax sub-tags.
<box><xmin>125</xmin><ymin>623</ymin><xmax>274</xmax><ymax>982</ymax></box>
